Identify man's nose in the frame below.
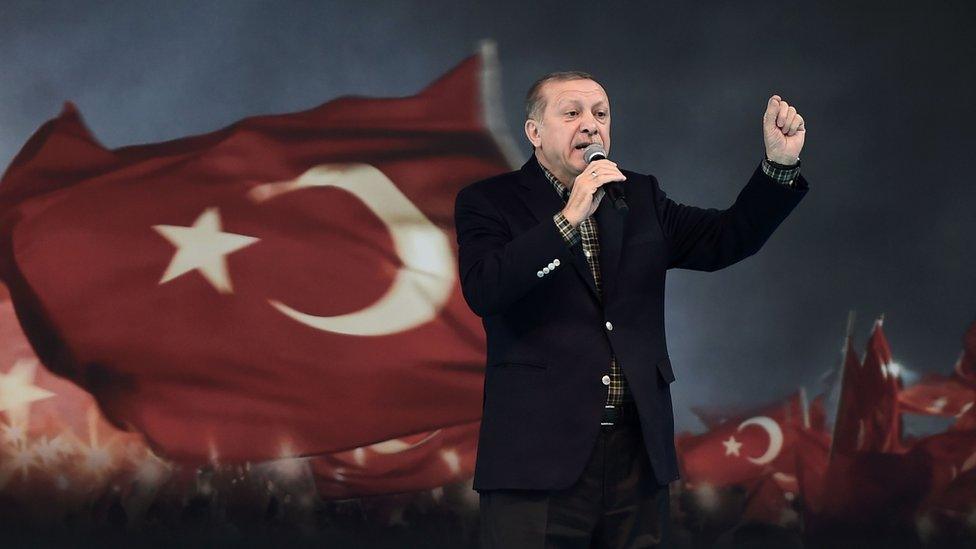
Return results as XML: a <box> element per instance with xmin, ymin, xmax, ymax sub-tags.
<box><xmin>580</xmin><ymin>113</ymin><xmax>599</xmax><ymax>135</ymax></box>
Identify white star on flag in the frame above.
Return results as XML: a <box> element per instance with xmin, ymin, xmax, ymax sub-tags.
<box><xmin>34</xmin><ymin>436</ymin><xmax>62</xmax><ymax>465</ymax></box>
<box><xmin>926</xmin><ymin>397</ymin><xmax>948</xmax><ymax>414</ymax></box>
<box><xmin>723</xmin><ymin>435</ymin><xmax>743</xmax><ymax>457</ymax></box>
<box><xmin>154</xmin><ymin>207</ymin><xmax>259</xmax><ymax>294</ymax></box>
<box><xmin>0</xmin><ymin>358</ymin><xmax>55</xmax><ymax>424</ymax></box>
<box><xmin>2</xmin><ymin>422</ymin><xmax>26</xmax><ymax>444</ymax></box>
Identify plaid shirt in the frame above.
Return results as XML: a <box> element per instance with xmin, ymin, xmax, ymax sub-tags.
<box><xmin>542</xmin><ymin>158</ymin><xmax>801</xmax><ymax>407</ymax></box>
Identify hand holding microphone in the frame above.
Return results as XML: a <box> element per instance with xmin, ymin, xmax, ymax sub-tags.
<box><xmin>560</xmin><ymin>144</ymin><xmax>628</xmax><ymax>227</ymax></box>
<box><xmin>583</xmin><ymin>144</ymin><xmax>628</xmax><ymax>213</ymax></box>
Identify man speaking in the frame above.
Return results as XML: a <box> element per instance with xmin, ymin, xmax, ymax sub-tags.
<box><xmin>454</xmin><ymin>71</ymin><xmax>807</xmax><ymax>548</ymax></box>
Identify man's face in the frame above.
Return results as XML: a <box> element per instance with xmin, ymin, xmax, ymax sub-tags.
<box><xmin>525</xmin><ymin>78</ymin><xmax>611</xmax><ymax>184</ymax></box>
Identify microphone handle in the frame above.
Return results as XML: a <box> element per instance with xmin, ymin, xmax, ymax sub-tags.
<box><xmin>586</xmin><ymin>153</ymin><xmax>629</xmax><ymax>212</ymax></box>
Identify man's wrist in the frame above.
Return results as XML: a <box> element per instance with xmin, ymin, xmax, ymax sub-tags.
<box><xmin>765</xmin><ymin>155</ymin><xmax>799</xmax><ymax>168</ymax></box>
<box><xmin>553</xmin><ymin>212</ymin><xmax>581</xmax><ymax>247</ymax></box>
<box><xmin>761</xmin><ymin>156</ymin><xmax>801</xmax><ymax>188</ymax></box>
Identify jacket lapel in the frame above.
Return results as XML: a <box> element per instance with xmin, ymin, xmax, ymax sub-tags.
<box><xmin>593</xmin><ymin>190</ymin><xmax>626</xmax><ymax>304</ymax></box>
<box><xmin>516</xmin><ymin>157</ymin><xmax>600</xmax><ymax>302</ymax></box>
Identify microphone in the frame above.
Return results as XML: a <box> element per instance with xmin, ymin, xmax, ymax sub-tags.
<box><xmin>582</xmin><ymin>143</ymin><xmax>628</xmax><ymax>212</ymax></box>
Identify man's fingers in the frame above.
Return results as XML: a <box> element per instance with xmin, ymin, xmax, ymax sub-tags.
<box><xmin>782</xmin><ymin>107</ymin><xmax>797</xmax><ymax>133</ymax></box>
<box><xmin>777</xmin><ymin>101</ymin><xmax>790</xmax><ymax>128</ymax></box>
<box><xmin>587</xmin><ymin>159</ymin><xmax>617</xmax><ymax>171</ymax></box>
<box><xmin>585</xmin><ymin>165</ymin><xmax>626</xmax><ymax>183</ymax></box>
<box><xmin>764</xmin><ymin>95</ymin><xmax>781</xmax><ymax>127</ymax></box>
<box><xmin>787</xmin><ymin>114</ymin><xmax>802</xmax><ymax>135</ymax></box>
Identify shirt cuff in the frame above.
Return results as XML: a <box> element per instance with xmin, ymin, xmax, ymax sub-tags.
<box><xmin>553</xmin><ymin>212</ymin><xmax>581</xmax><ymax>247</ymax></box>
<box><xmin>761</xmin><ymin>157</ymin><xmax>801</xmax><ymax>188</ymax></box>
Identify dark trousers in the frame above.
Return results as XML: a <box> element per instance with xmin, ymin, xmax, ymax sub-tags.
<box><xmin>479</xmin><ymin>413</ymin><xmax>670</xmax><ymax>548</ymax></box>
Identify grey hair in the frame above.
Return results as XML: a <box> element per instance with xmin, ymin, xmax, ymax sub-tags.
<box><xmin>524</xmin><ymin>70</ymin><xmax>600</xmax><ymax>121</ymax></box>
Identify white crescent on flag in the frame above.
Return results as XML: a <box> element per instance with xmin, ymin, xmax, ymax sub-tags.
<box><xmin>249</xmin><ymin>163</ymin><xmax>456</xmax><ymax>337</ymax></box>
<box><xmin>737</xmin><ymin>415</ymin><xmax>784</xmax><ymax>465</ymax></box>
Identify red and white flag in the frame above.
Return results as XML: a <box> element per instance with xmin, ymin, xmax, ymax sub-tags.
<box><xmin>0</xmin><ymin>43</ymin><xmax>516</xmax><ymax>484</ymax></box>
<box><xmin>898</xmin><ymin>374</ymin><xmax>975</xmax><ymax>418</ymax></box>
<box><xmin>831</xmin><ymin>318</ymin><xmax>902</xmax><ymax>456</ymax></box>
<box><xmin>677</xmin><ymin>391</ymin><xmax>813</xmax><ymax>488</ymax></box>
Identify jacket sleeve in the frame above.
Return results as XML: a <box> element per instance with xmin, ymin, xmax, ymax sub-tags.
<box><xmin>454</xmin><ymin>184</ymin><xmax>572</xmax><ymax>317</ymax></box>
<box><xmin>654</xmin><ymin>163</ymin><xmax>808</xmax><ymax>272</ymax></box>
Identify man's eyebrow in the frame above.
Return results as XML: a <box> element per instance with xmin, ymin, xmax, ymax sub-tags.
<box><xmin>555</xmin><ymin>98</ymin><xmax>609</xmax><ymax>110</ymax></box>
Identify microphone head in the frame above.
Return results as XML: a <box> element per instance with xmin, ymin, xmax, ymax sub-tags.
<box><xmin>582</xmin><ymin>143</ymin><xmax>607</xmax><ymax>164</ymax></box>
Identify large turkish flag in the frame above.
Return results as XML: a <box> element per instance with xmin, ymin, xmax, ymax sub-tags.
<box><xmin>0</xmin><ymin>44</ymin><xmax>516</xmax><ymax>467</ymax></box>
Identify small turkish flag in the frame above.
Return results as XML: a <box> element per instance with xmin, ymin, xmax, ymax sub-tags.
<box><xmin>832</xmin><ymin>319</ymin><xmax>902</xmax><ymax>456</ymax></box>
<box><xmin>898</xmin><ymin>374</ymin><xmax>975</xmax><ymax>417</ymax></box>
<box><xmin>677</xmin><ymin>391</ymin><xmax>812</xmax><ymax>488</ymax></box>
<box><xmin>0</xmin><ymin>44</ymin><xmax>516</xmax><ymax>466</ymax></box>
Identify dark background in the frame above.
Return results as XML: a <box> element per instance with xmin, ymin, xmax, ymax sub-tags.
<box><xmin>1</xmin><ymin>0</ymin><xmax>973</xmax><ymax>433</ymax></box>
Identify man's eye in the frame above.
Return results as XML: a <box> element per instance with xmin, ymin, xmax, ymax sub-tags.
<box><xmin>566</xmin><ymin>111</ymin><xmax>578</xmax><ymax>116</ymax></box>
<box><xmin>597</xmin><ymin>112</ymin><xmax>607</xmax><ymax>118</ymax></box>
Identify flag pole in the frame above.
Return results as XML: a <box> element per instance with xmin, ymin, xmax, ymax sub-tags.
<box><xmin>828</xmin><ymin>310</ymin><xmax>856</xmax><ymax>461</ymax></box>
<box><xmin>477</xmin><ymin>39</ymin><xmax>522</xmax><ymax>170</ymax></box>
<box><xmin>799</xmin><ymin>386</ymin><xmax>810</xmax><ymax>430</ymax></box>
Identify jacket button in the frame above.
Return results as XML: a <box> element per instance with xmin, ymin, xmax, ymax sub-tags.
<box><xmin>543</xmin><ymin>267</ymin><xmax>550</xmax><ymax>274</ymax></box>
<box><xmin>547</xmin><ymin>262</ymin><xmax>555</xmax><ymax>270</ymax></box>
<box><xmin>553</xmin><ymin>259</ymin><xmax>561</xmax><ymax>266</ymax></box>
<box><xmin>537</xmin><ymin>270</ymin><xmax>544</xmax><ymax>278</ymax></box>
<box><xmin>602</xmin><ymin>375</ymin><xmax>611</xmax><ymax>385</ymax></box>
<box><xmin>605</xmin><ymin>321</ymin><xmax>613</xmax><ymax>331</ymax></box>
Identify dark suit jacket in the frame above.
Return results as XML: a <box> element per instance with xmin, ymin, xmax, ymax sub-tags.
<box><xmin>454</xmin><ymin>155</ymin><xmax>807</xmax><ymax>491</ymax></box>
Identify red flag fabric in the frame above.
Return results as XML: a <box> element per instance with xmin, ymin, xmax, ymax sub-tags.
<box><xmin>955</xmin><ymin>320</ymin><xmax>976</xmax><ymax>385</ymax></box>
<box><xmin>831</xmin><ymin>319</ymin><xmax>902</xmax><ymax>456</ymax></box>
<box><xmin>915</xmin><ymin>468</ymin><xmax>976</xmax><ymax>542</ymax></box>
<box><xmin>953</xmin><ymin>404</ymin><xmax>976</xmax><ymax>431</ymax></box>
<box><xmin>0</xmin><ymin>290</ymin><xmax>147</xmax><ymax>498</ymax></box>
<box><xmin>898</xmin><ymin>374</ymin><xmax>976</xmax><ymax>417</ymax></box>
<box><xmin>808</xmin><ymin>393</ymin><xmax>828</xmax><ymax>434</ymax></box>
<box><xmin>677</xmin><ymin>391</ymin><xmax>809</xmax><ymax>487</ymax></box>
<box><xmin>814</xmin><ymin>450</ymin><xmax>932</xmax><ymax>531</ymax></box>
<box><xmin>2</xmin><ymin>278</ymin><xmax>476</xmax><ymax>500</ymax></box>
<box><xmin>792</xmin><ymin>426</ymin><xmax>831</xmax><ymax>521</ymax></box>
<box><xmin>829</xmin><ymin>335</ymin><xmax>863</xmax><ymax>456</ymax></box>
<box><xmin>866</xmin><ymin>320</ymin><xmax>904</xmax><ymax>453</ymax></box>
<box><xmin>908</xmin><ymin>429</ymin><xmax>976</xmax><ymax>496</ymax></box>
<box><xmin>309</xmin><ymin>421</ymin><xmax>479</xmax><ymax>498</ymax></box>
<box><xmin>0</xmin><ymin>46</ymin><xmax>514</xmax><ymax>464</ymax></box>
<box><xmin>739</xmin><ymin>473</ymin><xmax>800</xmax><ymax>527</ymax></box>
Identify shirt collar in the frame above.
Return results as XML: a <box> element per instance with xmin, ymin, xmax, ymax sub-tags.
<box><xmin>538</xmin><ymin>162</ymin><xmax>570</xmax><ymax>201</ymax></box>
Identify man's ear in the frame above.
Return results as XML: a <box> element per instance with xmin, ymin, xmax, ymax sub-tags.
<box><xmin>524</xmin><ymin>119</ymin><xmax>542</xmax><ymax>148</ymax></box>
